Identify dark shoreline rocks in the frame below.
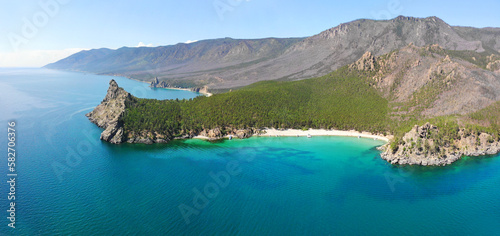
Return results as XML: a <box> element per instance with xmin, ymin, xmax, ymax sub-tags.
<box><xmin>124</xmin><ymin>127</ymin><xmax>260</xmax><ymax>144</ymax></box>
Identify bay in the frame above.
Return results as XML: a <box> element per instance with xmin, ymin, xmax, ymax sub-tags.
<box><xmin>1</xmin><ymin>68</ymin><xmax>499</xmax><ymax>235</ymax></box>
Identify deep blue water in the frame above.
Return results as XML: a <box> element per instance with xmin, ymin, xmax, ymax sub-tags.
<box><xmin>1</xmin><ymin>68</ymin><xmax>500</xmax><ymax>235</ymax></box>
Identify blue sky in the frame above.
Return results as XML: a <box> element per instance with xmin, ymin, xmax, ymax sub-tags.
<box><xmin>1</xmin><ymin>0</ymin><xmax>499</xmax><ymax>67</ymax></box>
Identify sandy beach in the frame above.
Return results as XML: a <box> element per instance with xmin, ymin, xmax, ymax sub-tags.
<box><xmin>260</xmin><ymin>128</ymin><xmax>391</xmax><ymax>142</ymax></box>
<box><xmin>151</xmin><ymin>86</ymin><xmax>213</xmax><ymax>97</ymax></box>
<box><xmin>193</xmin><ymin>128</ymin><xmax>392</xmax><ymax>142</ymax></box>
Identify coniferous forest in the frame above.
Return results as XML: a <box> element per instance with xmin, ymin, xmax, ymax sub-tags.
<box><xmin>121</xmin><ymin>65</ymin><xmax>500</xmax><ymax>143</ymax></box>
<box><xmin>122</xmin><ymin>67</ymin><xmax>389</xmax><ymax>136</ymax></box>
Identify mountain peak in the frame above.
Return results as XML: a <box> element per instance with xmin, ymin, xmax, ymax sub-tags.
<box><xmin>104</xmin><ymin>79</ymin><xmax>127</xmax><ymax>102</ymax></box>
<box><xmin>394</xmin><ymin>15</ymin><xmax>418</xmax><ymax>21</ymax></box>
<box><xmin>392</xmin><ymin>15</ymin><xmax>444</xmax><ymax>22</ymax></box>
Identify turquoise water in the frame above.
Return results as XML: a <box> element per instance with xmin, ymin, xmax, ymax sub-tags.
<box><xmin>1</xmin><ymin>68</ymin><xmax>500</xmax><ymax>235</ymax></box>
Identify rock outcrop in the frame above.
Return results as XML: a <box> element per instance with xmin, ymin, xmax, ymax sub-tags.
<box><xmin>190</xmin><ymin>86</ymin><xmax>209</xmax><ymax>94</ymax></box>
<box><xmin>125</xmin><ymin>131</ymin><xmax>172</xmax><ymax>144</ymax></box>
<box><xmin>198</xmin><ymin>128</ymin><xmax>258</xmax><ymax>140</ymax></box>
<box><xmin>151</xmin><ymin>78</ymin><xmax>211</xmax><ymax>95</ymax></box>
<box><xmin>486</xmin><ymin>54</ymin><xmax>500</xmax><ymax>72</ymax></box>
<box><xmin>86</xmin><ymin>79</ymin><xmax>135</xmax><ymax>144</ymax></box>
<box><xmin>350</xmin><ymin>51</ymin><xmax>377</xmax><ymax>71</ymax></box>
<box><xmin>381</xmin><ymin>123</ymin><xmax>500</xmax><ymax>166</ymax></box>
<box><xmin>150</xmin><ymin>77</ymin><xmax>169</xmax><ymax>88</ymax></box>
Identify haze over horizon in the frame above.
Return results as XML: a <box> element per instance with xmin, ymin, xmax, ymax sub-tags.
<box><xmin>1</xmin><ymin>0</ymin><xmax>499</xmax><ymax>67</ymax></box>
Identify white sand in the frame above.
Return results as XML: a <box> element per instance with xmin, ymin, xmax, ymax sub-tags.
<box><xmin>166</xmin><ymin>87</ymin><xmax>213</xmax><ymax>97</ymax></box>
<box><xmin>260</xmin><ymin>128</ymin><xmax>391</xmax><ymax>142</ymax></box>
<box><xmin>193</xmin><ymin>128</ymin><xmax>392</xmax><ymax>142</ymax></box>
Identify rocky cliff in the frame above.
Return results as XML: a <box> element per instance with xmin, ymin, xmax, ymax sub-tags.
<box><xmin>86</xmin><ymin>80</ymin><xmax>135</xmax><ymax>144</ymax></box>
<box><xmin>381</xmin><ymin>123</ymin><xmax>500</xmax><ymax>166</ymax></box>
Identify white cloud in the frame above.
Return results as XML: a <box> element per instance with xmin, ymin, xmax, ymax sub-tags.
<box><xmin>184</xmin><ymin>40</ymin><xmax>198</xmax><ymax>44</ymax></box>
<box><xmin>0</xmin><ymin>48</ymin><xmax>88</xmax><ymax>67</ymax></box>
<box><xmin>136</xmin><ymin>42</ymin><xmax>154</xmax><ymax>47</ymax></box>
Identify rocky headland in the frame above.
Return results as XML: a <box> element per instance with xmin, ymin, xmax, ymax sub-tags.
<box><xmin>87</xmin><ymin>80</ymin><xmax>257</xmax><ymax>144</ymax></box>
<box><xmin>380</xmin><ymin>123</ymin><xmax>500</xmax><ymax>166</ymax></box>
<box><xmin>86</xmin><ymin>80</ymin><xmax>134</xmax><ymax>144</ymax></box>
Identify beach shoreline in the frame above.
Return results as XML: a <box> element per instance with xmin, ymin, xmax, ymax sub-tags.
<box><xmin>193</xmin><ymin>128</ymin><xmax>392</xmax><ymax>142</ymax></box>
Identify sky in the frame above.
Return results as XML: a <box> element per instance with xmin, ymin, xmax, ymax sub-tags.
<box><xmin>1</xmin><ymin>0</ymin><xmax>499</xmax><ymax>67</ymax></box>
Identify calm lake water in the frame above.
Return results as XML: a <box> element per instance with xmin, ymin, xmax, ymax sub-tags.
<box><xmin>1</xmin><ymin>68</ymin><xmax>499</xmax><ymax>235</ymax></box>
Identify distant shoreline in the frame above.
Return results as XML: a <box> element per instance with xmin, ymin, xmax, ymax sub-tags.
<box><xmin>125</xmin><ymin>76</ymin><xmax>213</xmax><ymax>97</ymax></box>
<box><xmin>193</xmin><ymin>128</ymin><xmax>392</xmax><ymax>142</ymax></box>
<box><xmin>42</xmin><ymin>68</ymin><xmax>214</xmax><ymax>97</ymax></box>
<box><xmin>155</xmin><ymin>86</ymin><xmax>213</xmax><ymax>97</ymax></box>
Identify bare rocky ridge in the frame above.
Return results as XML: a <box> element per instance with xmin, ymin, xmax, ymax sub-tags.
<box><xmin>351</xmin><ymin>44</ymin><xmax>500</xmax><ymax>117</ymax></box>
<box><xmin>380</xmin><ymin>123</ymin><xmax>500</xmax><ymax>166</ymax></box>
<box><xmin>46</xmin><ymin>16</ymin><xmax>500</xmax><ymax>91</ymax></box>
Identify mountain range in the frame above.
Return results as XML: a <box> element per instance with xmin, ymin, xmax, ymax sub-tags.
<box><xmin>46</xmin><ymin>16</ymin><xmax>500</xmax><ymax>90</ymax></box>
